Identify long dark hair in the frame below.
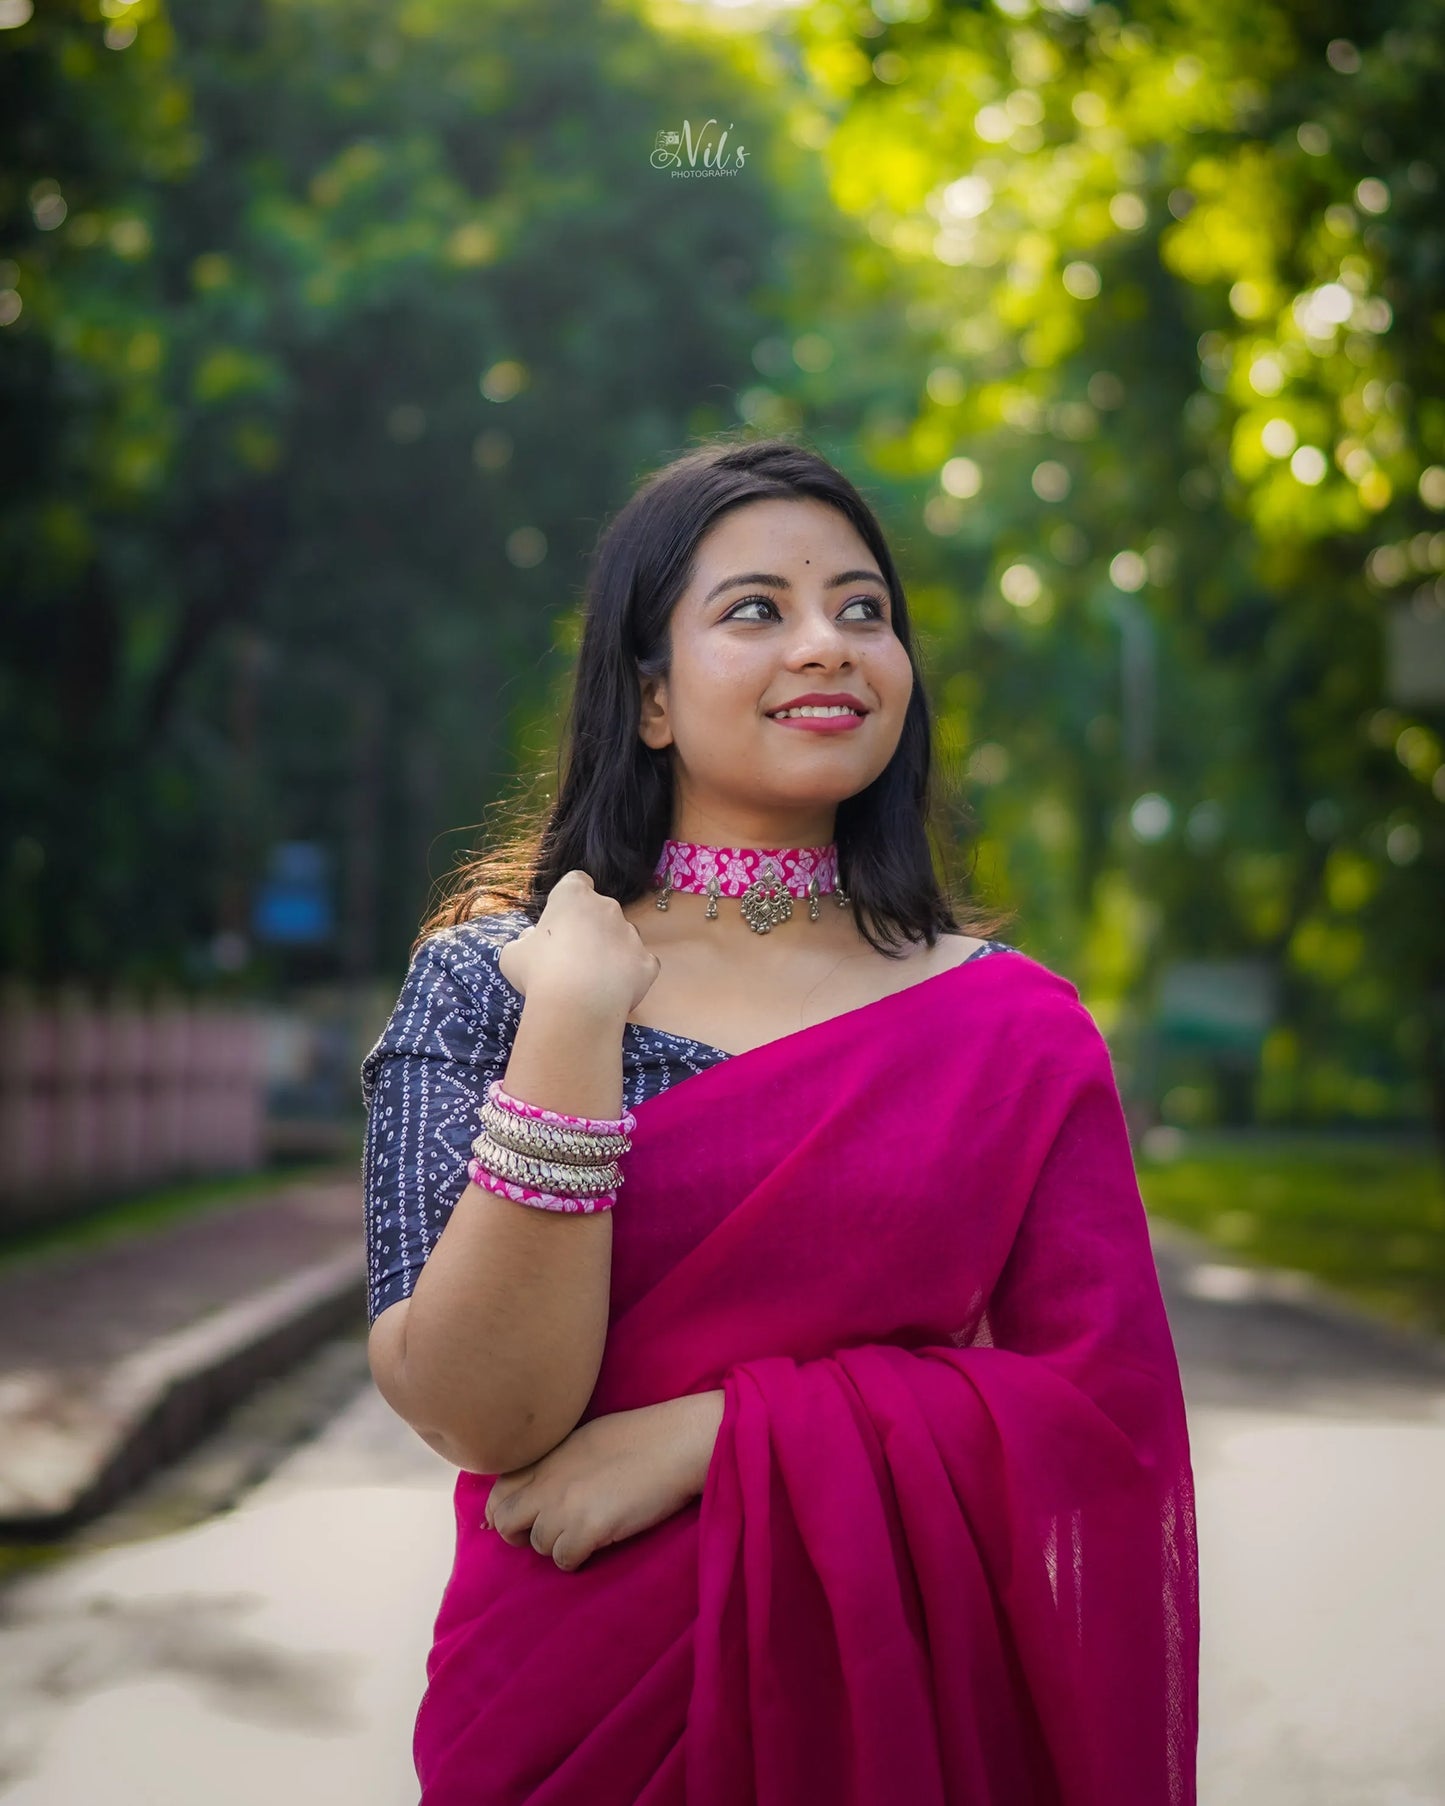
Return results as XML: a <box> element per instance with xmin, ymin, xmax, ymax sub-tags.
<box><xmin>417</xmin><ymin>433</ymin><xmax>1014</xmax><ymax>958</ymax></box>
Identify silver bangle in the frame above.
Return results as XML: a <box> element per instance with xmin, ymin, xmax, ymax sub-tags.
<box><xmin>469</xmin><ymin>1131</ymin><xmax>623</xmax><ymax>1196</ymax></box>
<box><xmin>479</xmin><ymin>1102</ymin><xmax>630</xmax><ymax>1166</ymax></box>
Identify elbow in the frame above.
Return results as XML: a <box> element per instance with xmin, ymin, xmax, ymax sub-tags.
<box><xmin>369</xmin><ymin>1359</ymin><xmax>575</xmax><ymax>1477</ymax></box>
<box><xmin>438</xmin><ymin>1396</ymin><xmax>581</xmax><ymax>1476</ymax></box>
<box><xmin>417</xmin><ymin>1423</ymin><xmax>509</xmax><ymax>1476</ymax></box>
<box><xmin>366</xmin><ymin>1303</ymin><xmax>487</xmax><ymax>1468</ymax></box>
<box><xmin>372</xmin><ymin>1372</ymin><xmax>518</xmax><ymax>1476</ymax></box>
<box><xmin>470</xmin><ymin>1406</ymin><xmax>578</xmax><ymax>1476</ymax></box>
<box><xmin>367</xmin><ymin>1296</ymin><xmax>596</xmax><ymax>1475</ymax></box>
<box><xmin>413</xmin><ymin>1405</ymin><xmax>573</xmax><ymax>1478</ymax></box>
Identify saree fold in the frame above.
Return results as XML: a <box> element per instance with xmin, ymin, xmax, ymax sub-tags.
<box><xmin>413</xmin><ymin>950</ymin><xmax>1200</xmax><ymax>1806</ymax></box>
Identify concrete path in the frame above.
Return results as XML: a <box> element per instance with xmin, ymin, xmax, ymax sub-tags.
<box><xmin>0</xmin><ymin>1172</ymin><xmax>364</xmax><ymax>1533</ymax></box>
<box><xmin>0</xmin><ymin>1367</ymin><xmax>452</xmax><ymax>1805</ymax></box>
<box><xmin>2</xmin><ymin>1220</ymin><xmax>1444</xmax><ymax>1805</ymax></box>
<box><xmin>1153</xmin><ymin>1220</ymin><xmax>1445</xmax><ymax>1805</ymax></box>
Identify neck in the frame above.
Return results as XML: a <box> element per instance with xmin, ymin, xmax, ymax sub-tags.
<box><xmin>667</xmin><ymin>799</ymin><xmax>838</xmax><ymax>849</ymax></box>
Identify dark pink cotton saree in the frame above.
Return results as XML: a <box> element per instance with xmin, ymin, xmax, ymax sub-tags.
<box><xmin>413</xmin><ymin>950</ymin><xmax>1200</xmax><ymax>1805</ymax></box>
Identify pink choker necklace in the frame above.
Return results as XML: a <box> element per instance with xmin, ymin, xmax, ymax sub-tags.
<box><xmin>652</xmin><ymin>839</ymin><xmax>848</xmax><ymax>935</ymax></box>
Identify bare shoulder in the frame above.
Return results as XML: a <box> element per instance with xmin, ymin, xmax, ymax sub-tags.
<box><xmin>923</xmin><ymin>930</ymin><xmax>992</xmax><ymax>974</ymax></box>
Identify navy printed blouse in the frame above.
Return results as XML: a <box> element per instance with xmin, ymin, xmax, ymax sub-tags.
<box><xmin>359</xmin><ymin>907</ymin><xmax>1013</xmax><ymax>1326</ymax></box>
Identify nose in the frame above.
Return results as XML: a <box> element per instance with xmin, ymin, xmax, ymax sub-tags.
<box><xmin>783</xmin><ymin>604</ymin><xmax>854</xmax><ymax>670</ymax></box>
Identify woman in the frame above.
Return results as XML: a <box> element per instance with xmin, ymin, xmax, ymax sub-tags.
<box><xmin>361</xmin><ymin>436</ymin><xmax>1200</xmax><ymax>1805</ymax></box>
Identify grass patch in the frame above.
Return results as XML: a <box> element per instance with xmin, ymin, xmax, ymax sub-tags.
<box><xmin>0</xmin><ymin>1157</ymin><xmax>351</xmax><ymax>1278</ymax></box>
<box><xmin>1136</xmin><ymin>1132</ymin><xmax>1445</xmax><ymax>1339</ymax></box>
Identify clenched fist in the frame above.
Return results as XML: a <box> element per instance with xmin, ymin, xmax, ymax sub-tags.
<box><xmin>499</xmin><ymin>870</ymin><xmax>661</xmax><ymax>1023</ymax></box>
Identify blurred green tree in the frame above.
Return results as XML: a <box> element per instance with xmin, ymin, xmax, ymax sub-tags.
<box><xmin>1</xmin><ymin>0</ymin><xmax>796</xmax><ymax>984</ymax></box>
<box><xmin>768</xmin><ymin>0</ymin><xmax>1445</xmax><ymax>1140</ymax></box>
<box><xmin>6</xmin><ymin>0</ymin><xmax>1442</xmax><ymax>1146</ymax></box>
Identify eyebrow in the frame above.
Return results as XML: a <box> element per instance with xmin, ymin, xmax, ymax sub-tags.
<box><xmin>703</xmin><ymin>568</ymin><xmax>888</xmax><ymax>604</ymax></box>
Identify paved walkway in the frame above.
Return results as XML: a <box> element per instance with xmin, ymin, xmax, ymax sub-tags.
<box><xmin>1</xmin><ymin>1218</ymin><xmax>1444</xmax><ymax>1804</ymax></box>
<box><xmin>1152</xmin><ymin>1222</ymin><xmax>1445</xmax><ymax>1804</ymax></box>
<box><xmin>0</xmin><ymin>1172</ymin><xmax>363</xmax><ymax>1531</ymax></box>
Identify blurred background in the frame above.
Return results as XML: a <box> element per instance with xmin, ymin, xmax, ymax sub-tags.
<box><xmin>4</xmin><ymin>0</ymin><xmax>1442</xmax><ymax>1328</ymax></box>
<box><xmin>2</xmin><ymin>0</ymin><xmax>1444</xmax><ymax>1798</ymax></box>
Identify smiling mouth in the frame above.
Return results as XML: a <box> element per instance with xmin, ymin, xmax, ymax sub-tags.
<box><xmin>767</xmin><ymin>704</ymin><xmax>868</xmax><ymax>720</ymax></box>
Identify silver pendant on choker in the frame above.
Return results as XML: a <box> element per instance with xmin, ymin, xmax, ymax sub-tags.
<box><xmin>739</xmin><ymin>860</ymin><xmax>794</xmax><ymax>934</ymax></box>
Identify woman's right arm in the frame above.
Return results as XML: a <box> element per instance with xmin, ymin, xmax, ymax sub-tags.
<box><xmin>369</xmin><ymin>984</ymin><xmax>628</xmax><ymax>1475</ymax></box>
<box><xmin>366</xmin><ymin>874</ymin><xmax>659</xmax><ymax>1476</ymax></box>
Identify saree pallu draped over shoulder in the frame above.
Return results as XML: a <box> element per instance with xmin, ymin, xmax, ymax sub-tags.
<box><xmin>413</xmin><ymin>951</ymin><xmax>1200</xmax><ymax>1806</ymax></box>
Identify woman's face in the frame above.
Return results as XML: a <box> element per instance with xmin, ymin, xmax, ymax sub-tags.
<box><xmin>638</xmin><ymin>496</ymin><xmax>915</xmax><ymax>838</ymax></box>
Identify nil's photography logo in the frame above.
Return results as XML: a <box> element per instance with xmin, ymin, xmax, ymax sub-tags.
<box><xmin>651</xmin><ymin>118</ymin><xmax>748</xmax><ymax>178</ymax></box>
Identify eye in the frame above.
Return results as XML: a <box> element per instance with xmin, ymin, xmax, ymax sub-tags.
<box><xmin>723</xmin><ymin>593</ymin><xmax>888</xmax><ymax>622</ymax></box>
<box><xmin>724</xmin><ymin>594</ymin><xmax>782</xmax><ymax>622</ymax></box>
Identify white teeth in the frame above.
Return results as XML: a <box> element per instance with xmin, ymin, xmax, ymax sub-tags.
<box><xmin>773</xmin><ymin>704</ymin><xmax>861</xmax><ymax>719</ymax></box>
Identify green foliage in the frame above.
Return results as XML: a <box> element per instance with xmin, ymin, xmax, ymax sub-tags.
<box><xmin>1</xmin><ymin>0</ymin><xmax>792</xmax><ymax>982</ymax></box>
<box><xmin>4</xmin><ymin>0</ymin><xmax>1442</xmax><ymax>1141</ymax></box>
<box><xmin>766</xmin><ymin>0</ymin><xmax>1445</xmax><ymax>1129</ymax></box>
<box><xmin>1137</xmin><ymin>1131</ymin><xmax>1445</xmax><ymax>1335</ymax></box>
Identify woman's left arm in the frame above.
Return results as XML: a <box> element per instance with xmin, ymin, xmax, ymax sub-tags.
<box><xmin>483</xmin><ymin>1389</ymin><xmax>726</xmax><ymax>1571</ymax></box>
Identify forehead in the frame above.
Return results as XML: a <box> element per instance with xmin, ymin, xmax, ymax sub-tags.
<box><xmin>692</xmin><ymin>496</ymin><xmax>873</xmax><ymax>572</ymax></box>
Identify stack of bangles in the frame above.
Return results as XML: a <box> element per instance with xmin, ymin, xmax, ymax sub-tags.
<box><xmin>467</xmin><ymin>1079</ymin><xmax>637</xmax><ymax>1213</ymax></box>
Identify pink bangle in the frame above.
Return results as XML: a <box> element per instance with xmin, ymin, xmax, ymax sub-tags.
<box><xmin>467</xmin><ymin>1156</ymin><xmax>618</xmax><ymax>1214</ymax></box>
<box><xmin>485</xmin><ymin>1079</ymin><xmax>636</xmax><ymax>1138</ymax></box>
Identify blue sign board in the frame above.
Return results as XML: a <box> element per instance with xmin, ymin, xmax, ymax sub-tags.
<box><xmin>252</xmin><ymin>841</ymin><xmax>335</xmax><ymax>945</ymax></box>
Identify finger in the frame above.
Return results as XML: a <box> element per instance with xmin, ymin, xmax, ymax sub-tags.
<box><xmin>492</xmin><ymin>1466</ymin><xmax>535</xmax><ymax>1506</ymax></box>
<box><xmin>550</xmin><ymin>1530</ymin><xmax>582</xmax><ymax>1572</ymax></box>
<box><xmin>489</xmin><ymin>1495</ymin><xmax>535</xmax><ymax>1545</ymax></box>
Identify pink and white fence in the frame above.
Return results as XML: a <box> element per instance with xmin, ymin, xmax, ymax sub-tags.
<box><xmin>0</xmin><ymin>993</ymin><xmax>266</xmax><ymax>1224</ymax></box>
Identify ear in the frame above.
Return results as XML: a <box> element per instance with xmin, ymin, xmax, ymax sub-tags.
<box><xmin>637</xmin><ymin>669</ymin><xmax>673</xmax><ymax>751</ymax></box>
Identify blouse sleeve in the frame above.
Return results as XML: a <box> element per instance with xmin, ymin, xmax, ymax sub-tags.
<box><xmin>359</xmin><ymin>929</ymin><xmax>522</xmax><ymax>1325</ymax></box>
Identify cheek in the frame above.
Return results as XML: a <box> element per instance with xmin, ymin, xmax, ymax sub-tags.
<box><xmin>672</xmin><ymin>644</ymin><xmax>771</xmax><ymax>723</ymax></box>
<box><xmin>871</xmin><ymin>639</ymin><xmax>916</xmax><ymax>707</ymax></box>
